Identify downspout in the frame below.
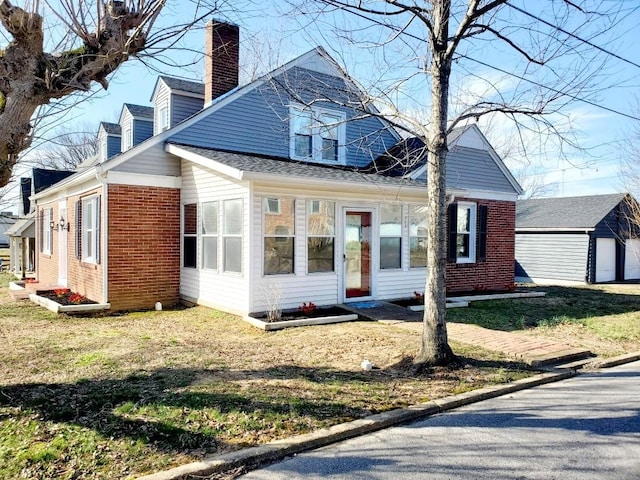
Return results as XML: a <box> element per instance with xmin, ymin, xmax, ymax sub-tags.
<box><xmin>96</xmin><ymin>166</ymin><xmax>109</xmax><ymax>304</ymax></box>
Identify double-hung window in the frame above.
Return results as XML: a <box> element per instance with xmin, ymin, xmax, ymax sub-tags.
<box><xmin>448</xmin><ymin>202</ymin><xmax>487</xmax><ymax>264</ymax></box>
<box><xmin>264</xmin><ymin>197</ymin><xmax>295</xmax><ymax>275</ymax></box>
<box><xmin>159</xmin><ymin>106</ymin><xmax>169</xmax><ymax>132</ymax></box>
<box><xmin>223</xmin><ymin>199</ymin><xmax>243</xmax><ymax>273</ymax></box>
<box><xmin>380</xmin><ymin>204</ymin><xmax>402</xmax><ymax>269</ymax></box>
<box><xmin>201</xmin><ymin>202</ymin><xmax>218</xmax><ymax>270</ymax></box>
<box><xmin>409</xmin><ymin>205</ymin><xmax>428</xmax><ymax>268</ymax></box>
<box><xmin>290</xmin><ymin>105</ymin><xmax>346</xmax><ymax>163</ymax></box>
<box><xmin>123</xmin><ymin>126</ymin><xmax>133</xmax><ymax>150</ymax></box>
<box><xmin>41</xmin><ymin>208</ymin><xmax>53</xmax><ymax>255</ymax></box>
<box><xmin>307</xmin><ymin>200</ymin><xmax>335</xmax><ymax>273</ymax></box>
<box><xmin>183</xmin><ymin>203</ymin><xmax>197</xmax><ymax>268</ymax></box>
<box><xmin>82</xmin><ymin>196</ymin><xmax>100</xmax><ymax>264</ymax></box>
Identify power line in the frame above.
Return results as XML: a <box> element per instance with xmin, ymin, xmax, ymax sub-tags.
<box><xmin>338</xmin><ymin>4</ymin><xmax>640</xmax><ymax>122</ymax></box>
<box><xmin>506</xmin><ymin>2</ymin><xmax>640</xmax><ymax>72</ymax></box>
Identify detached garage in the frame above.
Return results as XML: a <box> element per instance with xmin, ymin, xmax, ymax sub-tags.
<box><xmin>515</xmin><ymin>193</ymin><xmax>640</xmax><ymax>284</ymax></box>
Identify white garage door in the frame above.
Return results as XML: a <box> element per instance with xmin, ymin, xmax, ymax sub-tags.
<box><xmin>595</xmin><ymin>238</ymin><xmax>616</xmax><ymax>282</ymax></box>
<box><xmin>625</xmin><ymin>239</ymin><xmax>640</xmax><ymax>280</ymax></box>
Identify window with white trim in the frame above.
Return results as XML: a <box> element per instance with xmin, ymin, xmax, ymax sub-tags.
<box><xmin>455</xmin><ymin>202</ymin><xmax>477</xmax><ymax>263</ymax></box>
<box><xmin>82</xmin><ymin>197</ymin><xmax>100</xmax><ymax>263</ymax></box>
<box><xmin>380</xmin><ymin>204</ymin><xmax>402</xmax><ymax>270</ymax></box>
<box><xmin>183</xmin><ymin>203</ymin><xmax>197</xmax><ymax>268</ymax></box>
<box><xmin>223</xmin><ymin>199</ymin><xmax>243</xmax><ymax>273</ymax></box>
<box><xmin>41</xmin><ymin>208</ymin><xmax>53</xmax><ymax>255</ymax></box>
<box><xmin>290</xmin><ymin>105</ymin><xmax>346</xmax><ymax>163</ymax></box>
<box><xmin>409</xmin><ymin>205</ymin><xmax>428</xmax><ymax>268</ymax></box>
<box><xmin>263</xmin><ymin>197</ymin><xmax>295</xmax><ymax>275</ymax></box>
<box><xmin>123</xmin><ymin>126</ymin><xmax>133</xmax><ymax>150</ymax></box>
<box><xmin>159</xmin><ymin>106</ymin><xmax>169</xmax><ymax>132</ymax></box>
<box><xmin>307</xmin><ymin>200</ymin><xmax>335</xmax><ymax>273</ymax></box>
<box><xmin>201</xmin><ymin>202</ymin><xmax>218</xmax><ymax>270</ymax></box>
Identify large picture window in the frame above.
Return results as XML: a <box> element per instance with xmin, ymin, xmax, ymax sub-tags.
<box><xmin>183</xmin><ymin>203</ymin><xmax>197</xmax><ymax>268</ymax></box>
<box><xmin>201</xmin><ymin>202</ymin><xmax>218</xmax><ymax>270</ymax></box>
<box><xmin>264</xmin><ymin>197</ymin><xmax>295</xmax><ymax>275</ymax></box>
<box><xmin>409</xmin><ymin>205</ymin><xmax>428</xmax><ymax>268</ymax></box>
<box><xmin>380</xmin><ymin>204</ymin><xmax>402</xmax><ymax>269</ymax></box>
<box><xmin>223</xmin><ymin>199</ymin><xmax>243</xmax><ymax>273</ymax></box>
<box><xmin>290</xmin><ymin>105</ymin><xmax>346</xmax><ymax>163</ymax></box>
<box><xmin>307</xmin><ymin>200</ymin><xmax>335</xmax><ymax>273</ymax></box>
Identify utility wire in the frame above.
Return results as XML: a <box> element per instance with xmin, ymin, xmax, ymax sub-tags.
<box><xmin>338</xmin><ymin>4</ymin><xmax>640</xmax><ymax>122</ymax></box>
<box><xmin>506</xmin><ymin>2</ymin><xmax>640</xmax><ymax>71</ymax></box>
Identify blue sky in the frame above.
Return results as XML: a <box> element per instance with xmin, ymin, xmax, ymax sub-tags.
<box><xmin>16</xmin><ymin>0</ymin><xmax>640</xmax><ymax>205</ymax></box>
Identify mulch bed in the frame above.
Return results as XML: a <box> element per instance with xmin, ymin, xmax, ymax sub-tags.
<box><xmin>37</xmin><ymin>290</ymin><xmax>98</xmax><ymax>306</ymax></box>
<box><xmin>253</xmin><ymin>306</ymin><xmax>353</xmax><ymax>322</ymax></box>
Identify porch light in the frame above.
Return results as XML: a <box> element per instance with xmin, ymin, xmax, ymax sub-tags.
<box><xmin>59</xmin><ymin>216</ymin><xmax>69</xmax><ymax>231</ymax></box>
<box><xmin>49</xmin><ymin>220</ymin><xmax>55</xmax><ymax>230</ymax></box>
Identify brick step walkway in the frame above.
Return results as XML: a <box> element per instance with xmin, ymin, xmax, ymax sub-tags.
<box><xmin>343</xmin><ymin>301</ymin><xmax>593</xmax><ymax>367</ymax></box>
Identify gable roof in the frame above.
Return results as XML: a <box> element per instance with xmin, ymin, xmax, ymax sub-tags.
<box><xmin>370</xmin><ymin>126</ymin><xmax>522</xmax><ymax>196</ymax></box>
<box><xmin>516</xmin><ymin>193</ymin><xmax>629</xmax><ymax>230</ymax></box>
<box><xmin>122</xmin><ymin>103</ymin><xmax>154</xmax><ymax>119</ymax></box>
<box><xmin>158</xmin><ymin>76</ymin><xmax>205</xmax><ymax>96</ymax></box>
<box><xmin>99</xmin><ymin>122</ymin><xmax>121</xmax><ymax>136</ymax></box>
<box><xmin>166</xmin><ymin>143</ymin><xmax>424</xmax><ymax>190</ymax></box>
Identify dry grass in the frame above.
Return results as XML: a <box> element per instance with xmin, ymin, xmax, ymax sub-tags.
<box><xmin>0</xmin><ymin>275</ymin><xmax>530</xmax><ymax>480</ymax></box>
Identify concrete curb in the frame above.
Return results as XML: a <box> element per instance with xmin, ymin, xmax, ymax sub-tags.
<box><xmin>135</xmin><ymin>370</ymin><xmax>575</xmax><ymax>480</ymax></box>
<box><xmin>584</xmin><ymin>351</ymin><xmax>640</xmax><ymax>370</ymax></box>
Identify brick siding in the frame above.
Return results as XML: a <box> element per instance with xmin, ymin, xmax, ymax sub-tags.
<box><xmin>107</xmin><ymin>184</ymin><xmax>180</xmax><ymax>311</ymax></box>
<box><xmin>446</xmin><ymin>199</ymin><xmax>516</xmax><ymax>293</ymax></box>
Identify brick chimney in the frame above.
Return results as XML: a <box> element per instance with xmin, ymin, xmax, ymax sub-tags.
<box><xmin>204</xmin><ymin>20</ymin><xmax>240</xmax><ymax>105</ymax></box>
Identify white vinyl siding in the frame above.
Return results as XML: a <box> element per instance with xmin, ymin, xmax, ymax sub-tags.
<box><xmin>180</xmin><ymin>162</ymin><xmax>250</xmax><ymax>315</ymax></box>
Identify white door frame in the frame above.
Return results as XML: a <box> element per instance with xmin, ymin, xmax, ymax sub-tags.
<box><xmin>58</xmin><ymin>201</ymin><xmax>68</xmax><ymax>287</ymax></box>
<box><xmin>341</xmin><ymin>207</ymin><xmax>376</xmax><ymax>303</ymax></box>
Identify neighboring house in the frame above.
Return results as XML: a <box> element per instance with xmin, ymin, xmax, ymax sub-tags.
<box><xmin>6</xmin><ymin>169</ymin><xmax>74</xmax><ymax>277</ymax></box>
<box><xmin>0</xmin><ymin>212</ymin><xmax>17</xmax><ymax>248</ymax></box>
<box><xmin>515</xmin><ymin>193</ymin><xmax>640</xmax><ymax>284</ymax></box>
<box><xmin>32</xmin><ymin>21</ymin><xmax>522</xmax><ymax>314</ymax></box>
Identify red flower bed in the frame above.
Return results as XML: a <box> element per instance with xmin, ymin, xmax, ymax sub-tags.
<box><xmin>38</xmin><ymin>289</ymin><xmax>97</xmax><ymax>306</ymax></box>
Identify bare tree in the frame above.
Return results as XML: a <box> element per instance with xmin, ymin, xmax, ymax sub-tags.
<box><xmin>0</xmin><ymin>0</ymin><xmax>233</xmax><ymax>187</ymax></box>
<box><xmin>288</xmin><ymin>0</ymin><xmax>628</xmax><ymax>366</ymax></box>
<box><xmin>32</xmin><ymin>123</ymin><xmax>99</xmax><ymax>171</ymax></box>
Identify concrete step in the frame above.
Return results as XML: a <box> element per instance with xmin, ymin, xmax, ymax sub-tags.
<box><xmin>528</xmin><ymin>348</ymin><xmax>594</xmax><ymax>368</ymax></box>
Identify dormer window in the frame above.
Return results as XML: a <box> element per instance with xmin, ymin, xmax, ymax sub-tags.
<box><xmin>290</xmin><ymin>105</ymin><xmax>346</xmax><ymax>164</ymax></box>
<box><xmin>159</xmin><ymin>106</ymin><xmax>169</xmax><ymax>132</ymax></box>
<box><xmin>123</xmin><ymin>127</ymin><xmax>132</xmax><ymax>150</ymax></box>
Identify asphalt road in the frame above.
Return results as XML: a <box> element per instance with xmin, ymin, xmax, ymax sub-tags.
<box><xmin>240</xmin><ymin>361</ymin><xmax>640</xmax><ymax>480</ymax></box>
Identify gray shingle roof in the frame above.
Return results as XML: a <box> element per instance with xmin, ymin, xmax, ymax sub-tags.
<box><xmin>169</xmin><ymin>143</ymin><xmax>425</xmax><ymax>188</ymax></box>
<box><xmin>516</xmin><ymin>193</ymin><xmax>629</xmax><ymax>229</ymax></box>
<box><xmin>124</xmin><ymin>103</ymin><xmax>154</xmax><ymax>119</ymax></box>
<box><xmin>99</xmin><ymin>122</ymin><xmax>121</xmax><ymax>135</ymax></box>
<box><xmin>160</xmin><ymin>76</ymin><xmax>205</xmax><ymax>95</ymax></box>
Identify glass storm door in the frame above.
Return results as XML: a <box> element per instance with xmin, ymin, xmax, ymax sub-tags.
<box><xmin>345</xmin><ymin>211</ymin><xmax>371</xmax><ymax>298</ymax></box>
<box><xmin>58</xmin><ymin>203</ymin><xmax>68</xmax><ymax>287</ymax></box>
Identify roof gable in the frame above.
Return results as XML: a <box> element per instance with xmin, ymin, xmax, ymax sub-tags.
<box><xmin>516</xmin><ymin>193</ymin><xmax>629</xmax><ymax>230</ymax></box>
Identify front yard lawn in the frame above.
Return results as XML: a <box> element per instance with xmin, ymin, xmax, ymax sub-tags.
<box><xmin>0</xmin><ymin>273</ymin><xmax>530</xmax><ymax>480</ymax></box>
<box><xmin>447</xmin><ymin>284</ymin><xmax>640</xmax><ymax>357</ymax></box>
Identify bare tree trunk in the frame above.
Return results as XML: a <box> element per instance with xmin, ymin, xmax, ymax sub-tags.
<box><xmin>415</xmin><ymin>0</ymin><xmax>456</xmax><ymax>367</ymax></box>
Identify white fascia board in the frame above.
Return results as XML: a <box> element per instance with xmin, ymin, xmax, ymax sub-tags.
<box><xmin>165</xmin><ymin>144</ymin><xmax>244</xmax><ymax>180</ymax></box>
<box><xmin>245</xmin><ymin>171</ymin><xmax>425</xmax><ymax>196</ymax></box>
<box><xmin>451</xmin><ymin>189</ymin><xmax>519</xmax><ymax>202</ymax></box>
<box><xmin>515</xmin><ymin>227</ymin><xmax>595</xmax><ymax>233</ymax></box>
<box><xmin>30</xmin><ymin>168</ymin><xmax>100</xmax><ymax>202</ymax></box>
<box><xmin>105</xmin><ymin>171</ymin><xmax>182</xmax><ymax>189</ymax></box>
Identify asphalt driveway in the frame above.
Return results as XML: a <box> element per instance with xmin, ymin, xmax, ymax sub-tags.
<box><xmin>240</xmin><ymin>361</ymin><xmax>640</xmax><ymax>479</ymax></box>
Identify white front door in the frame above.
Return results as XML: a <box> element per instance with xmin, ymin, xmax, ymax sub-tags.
<box><xmin>58</xmin><ymin>202</ymin><xmax>68</xmax><ymax>286</ymax></box>
<box><xmin>595</xmin><ymin>238</ymin><xmax>616</xmax><ymax>283</ymax></box>
<box><xmin>344</xmin><ymin>210</ymin><xmax>372</xmax><ymax>300</ymax></box>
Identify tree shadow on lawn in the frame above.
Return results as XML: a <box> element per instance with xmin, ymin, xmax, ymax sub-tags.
<box><xmin>446</xmin><ymin>285</ymin><xmax>640</xmax><ymax>331</ymax></box>
<box><xmin>0</xmin><ymin>359</ymin><xmax>529</xmax><ymax>455</ymax></box>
